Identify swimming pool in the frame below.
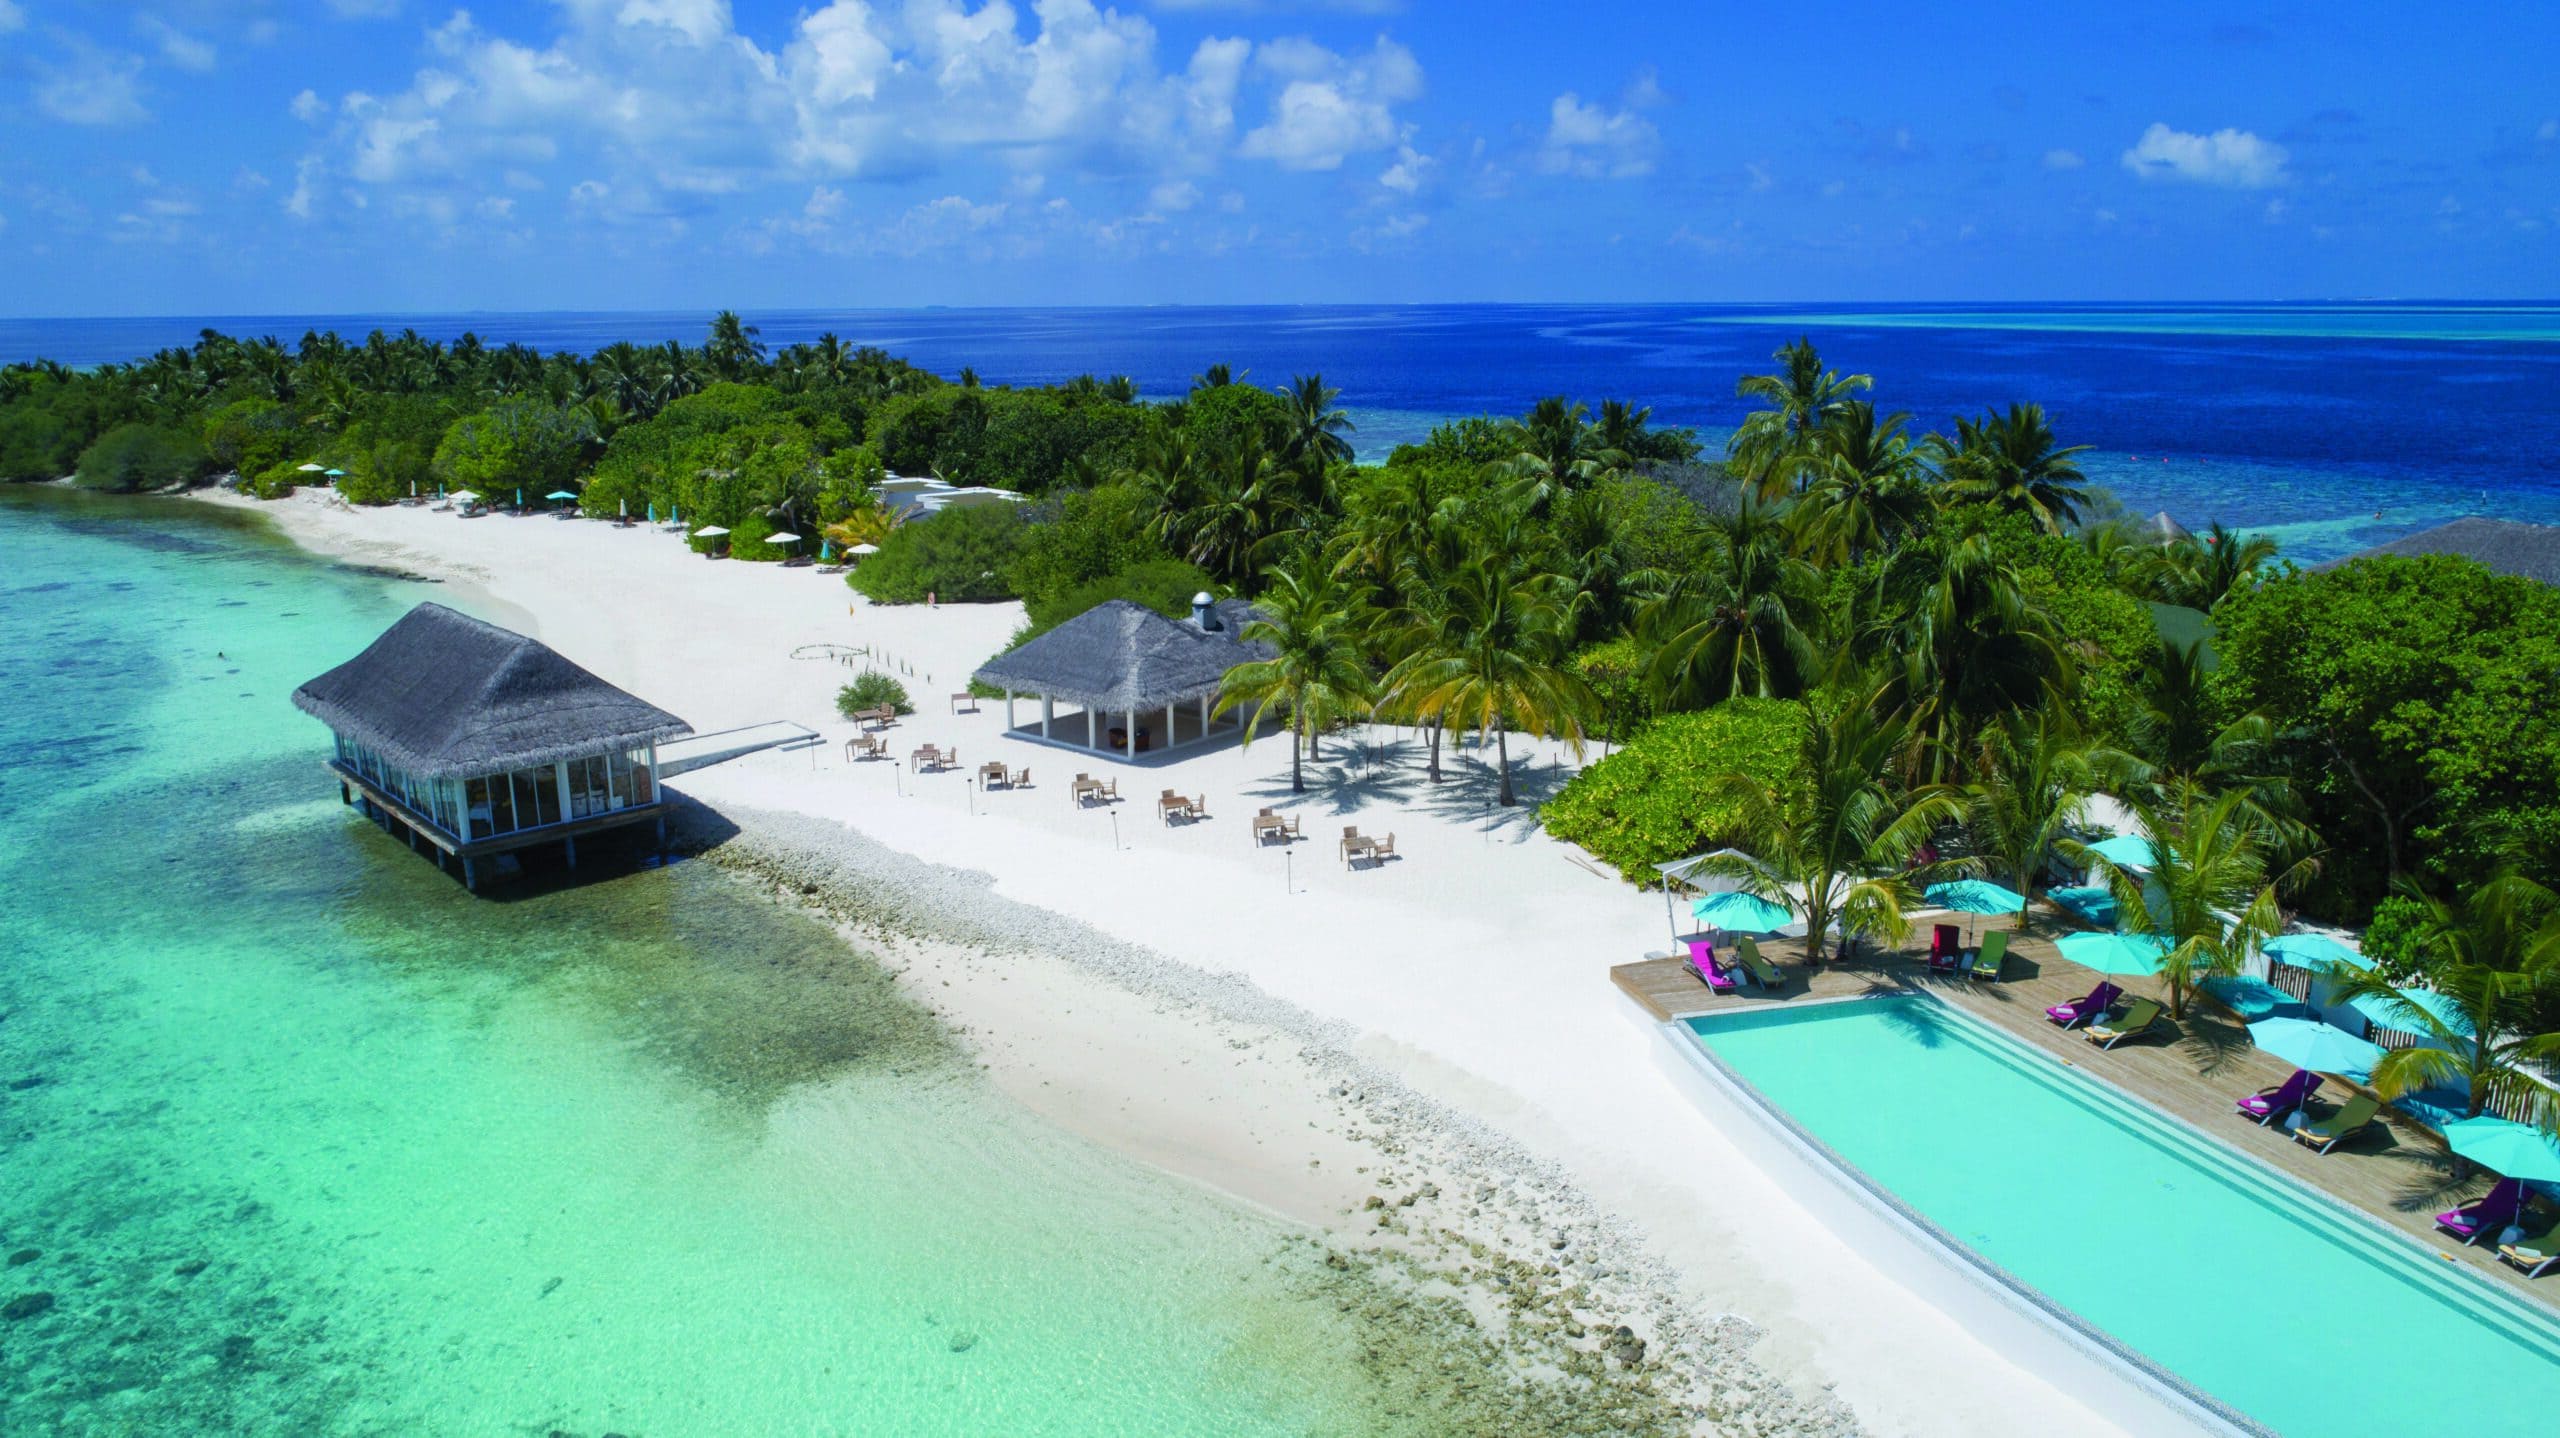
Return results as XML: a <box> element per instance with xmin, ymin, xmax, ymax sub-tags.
<box><xmin>1680</xmin><ymin>996</ymin><xmax>2560</xmax><ymax>1437</ymax></box>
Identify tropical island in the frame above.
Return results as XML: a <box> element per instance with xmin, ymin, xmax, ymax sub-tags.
<box><xmin>7</xmin><ymin>312</ymin><xmax>2560</xmax><ymax>1435</ymax></box>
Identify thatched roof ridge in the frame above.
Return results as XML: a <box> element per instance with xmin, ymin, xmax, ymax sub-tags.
<box><xmin>293</xmin><ymin>602</ymin><xmax>692</xmax><ymax>779</ymax></box>
<box><xmin>972</xmin><ymin>598</ymin><xmax>1273</xmax><ymax>713</ymax></box>
<box><xmin>2142</xmin><ymin>510</ymin><xmax>2193</xmax><ymax>544</ymax></box>
<box><xmin>2318</xmin><ymin>517</ymin><xmax>2560</xmax><ymax>586</ymax></box>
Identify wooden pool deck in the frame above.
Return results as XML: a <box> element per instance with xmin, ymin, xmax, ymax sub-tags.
<box><xmin>1615</xmin><ymin>923</ymin><xmax>2559</xmax><ymax>1309</ymax></box>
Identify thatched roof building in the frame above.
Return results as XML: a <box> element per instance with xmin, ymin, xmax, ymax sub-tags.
<box><xmin>2320</xmin><ymin>517</ymin><xmax>2560</xmax><ymax>587</ymax></box>
<box><xmin>974</xmin><ymin>595</ymin><xmax>1271</xmax><ymax>760</ymax></box>
<box><xmin>294</xmin><ymin>603</ymin><xmax>692</xmax><ymax>888</ymax></box>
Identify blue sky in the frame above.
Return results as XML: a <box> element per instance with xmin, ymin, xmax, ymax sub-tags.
<box><xmin>0</xmin><ymin>1</ymin><xmax>2554</xmax><ymax>315</ymax></box>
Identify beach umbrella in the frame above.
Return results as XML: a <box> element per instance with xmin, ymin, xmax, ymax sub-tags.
<box><xmin>2348</xmin><ymin>985</ymin><xmax>2475</xmax><ymax>1039</ymax></box>
<box><xmin>648</xmin><ymin>503</ymin><xmax>657</xmax><ymax>523</ymax></box>
<box><xmin>297</xmin><ymin>462</ymin><xmax>326</xmax><ymax>473</ymax></box>
<box><xmin>1925</xmin><ymin>878</ymin><xmax>2028</xmax><ymax>938</ymax></box>
<box><xmin>1691</xmin><ymin>890</ymin><xmax>1794</xmax><ymax>934</ymax></box>
<box><xmin>819</xmin><ymin>541</ymin><xmax>832</xmax><ymax>561</ymax></box>
<box><xmin>2086</xmin><ymin>835</ymin><xmax>2155</xmax><ymax>868</ymax></box>
<box><xmin>324</xmin><ymin>468</ymin><xmax>345</xmax><ymax>479</ymax></box>
<box><xmin>693</xmin><ymin>526</ymin><xmax>730</xmax><ymax>538</ymax></box>
<box><xmin>2266</xmin><ymin>933</ymin><xmax>2363</xmax><ymax>972</ymax></box>
<box><xmin>2443</xmin><ymin>1117</ymin><xmax>2560</xmax><ymax>1184</ymax></box>
<box><xmin>849</xmin><ymin>542</ymin><xmax>880</xmax><ymax>555</ymax></box>
<box><xmin>451</xmin><ymin>490</ymin><xmax>480</xmax><ymax>502</ymax></box>
<box><xmin>2055</xmin><ymin>931</ymin><xmax>2174</xmax><ymax>980</ymax></box>
<box><xmin>546</xmin><ymin>490</ymin><xmax>578</xmax><ymax>502</ymax></box>
<box><xmin>767</xmin><ymin>531</ymin><xmax>801</xmax><ymax>549</ymax></box>
<box><xmin>2246</xmin><ymin>1017</ymin><xmax>2385</xmax><ymax>1083</ymax></box>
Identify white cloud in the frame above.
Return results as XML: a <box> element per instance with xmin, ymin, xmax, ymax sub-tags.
<box><xmin>2041</xmin><ymin>147</ymin><xmax>2084</xmax><ymax>170</ymax></box>
<box><xmin>2262</xmin><ymin>197</ymin><xmax>2286</xmax><ymax>222</ymax></box>
<box><xmin>36</xmin><ymin>41</ymin><xmax>150</xmax><ymax>126</ymax></box>
<box><xmin>2542</xmin><ymin>119</ymin><xmax>2558</xmax><ymax>143</ymax></box>
<box><xmin>0</xmin><ymin>1</ymin><xmax>24</xmax><ymax>35</ymax></box>
<box><xmin>291</xmin><ymin>88</ymin><xmax>327</xmax><ymax>123</ymax></box>
<box><xmin>1238</xmin><ymin>36</ymin><xmax>1422</xmax><ymax>170</ymax></box>
<box><xmin>1537</xmin><ymin>91</ymin><xmax>1658</xmax><ymax>179</ymax></box>
<box><xmin>138</xmin><ymin>16</ymin><xmax>218</xmax><ymax>73</ymax></box>
<box><xmin>1150</xmin><ymin>179</ymin><xmax>1200</xmax><ymax>210</ymax></box>
<box><xmin>326</xmin><ymin>0</ymin><xmax>406</xmax><ymax>15</ymax></box>
<box><xmin>2120</xmin><ymin>122</ymin><xmax>2288</xmax><ymax>188</ymax></box>
<box><xmin>1377</xmin><ymin>140</ymin><xmax>1432</xmax><ymax>194</ymax></box>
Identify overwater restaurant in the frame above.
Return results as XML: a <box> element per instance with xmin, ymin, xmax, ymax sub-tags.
<box><xmin>292</xmin><ymin>602</ymin><xmax>693</xmax><ymax>890</ymax></box>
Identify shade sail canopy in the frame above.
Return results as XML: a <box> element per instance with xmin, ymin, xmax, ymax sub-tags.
<box><xmin>2443</xmin><ymin>1117</ymin><xmax>2560</xmax><ymax>1183</ymax></box>
<box><xmin>2087</xmin><ymin>835</ymin><xmax>2156</xmax><ymax>868</ymax></box>
<box><xmin>2055</xmin><ymin>931</ymin><xmax>2174</xmax><ymax>978</ymax></box>
<box><xmin>1691</xmin><ymin>891</ymin><xmax>1794</xmax><ymax>932</ymax></box>
<box><xmin>292</xmin><ymin>602</ymin><xmax>691</xmax><ymax>781</ymax></box>
<box><xmin>2245</xmin><ymin>1018</ymin><xmax>2385</xmax><ymax>1081</ymax></box>
<box><xmin>973</xmin><ymin>598</ymin><xmax>1274</xmax><ymax>714</ymax></box>
<box><xmin>1925</xmin><ymin>879</ymin><xmax>2029</xmax><ymax>914</ymax></box>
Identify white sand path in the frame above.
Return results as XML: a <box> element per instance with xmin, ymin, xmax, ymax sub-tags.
<box><xmin>212</xmin><ymin>490</ymin><xmax>2196</xmax><ymax>1438</ymax></box>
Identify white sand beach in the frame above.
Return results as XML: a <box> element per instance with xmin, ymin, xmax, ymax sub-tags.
<box><xmin>208</xmin><ymin>488</ymin><xmax>2193</xmax><ymax>1438</ymax></box>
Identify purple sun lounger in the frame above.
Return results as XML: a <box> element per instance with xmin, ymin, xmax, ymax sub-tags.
<box><xmin>2235</xmin><ymin>1069</ymin><xmax>2324</xmax><ymax>1127</ymax></box>
<box><xmin>1686</xmin><ymin>938</ymin><xmax>1737</xmax><ymax>993</ymax></box>
<box><xmin>2045</xmin><ymin>980</ymin><xmax>2123</xmax><ymax>1030</ymax></box>
<box><xmin>2437</xmin><ymin>1178</ymin><xmax>2527</xmax><ymax>1246</ymax></box>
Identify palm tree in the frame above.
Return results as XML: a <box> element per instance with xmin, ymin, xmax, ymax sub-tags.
<box><xmin>1215</xmin><ymin>562</ymin><xmax>1374</xmax><ymax>794</ymax></box>
<box><xmin>2087</xmin><ymin>782</ymin><xmax>2317</xmax><ymax>1019</ymax></box>
<box><xmin>2123</xmin><ymin>522</ymin><xmax>2282</xmax><ymax>610</ymax></box>
<box><xmin>1380</xmin><ymin>558</ymin><xmax>1593</xmax><ymax>807</ymax></box>
<box><xmin>1932</xmin><ymin>402</ymin><xmax>2093</xmax><ymax>534</ymax></box>
<box><xmin>1708</xmin><ymin>700</ymin><xmax>1963</xmax><ymax>961</ymax></box>
<box><xmin>1965</xmin><ymin>709</ymin><xmax>2104</xmax><ymax>926</ymax></box>
<box><xmin>1728</xmin><ymin>338</ymin><xmax>1873</xmax><ymax>498</ymax></box>
<box><xmin>706</xmin><ymin>310</ymin><xmax>767</xmax><ymax>380</ymax></box>
<box><xmin>1278</xmin><ymin>373</ymin><xmax>1355</xmax><ymax>469</ymax></box>
<box><xmin>1866</xmin><ymin>532</ymin><xmax>2066</xmax><ymax>778</ymax></box>
<box><xmin>1796</xmin><ymin>400</ymin><xmax>1931</xmax><ymax>566</ymax></box>
<box><xmin>2327</xmin><ymin>875</ymin><xmax>2560</xmax><ymax>1132</ymax></box>
<box><xmin>1191</xmin><ymin>362</ymin><xmax>1240</xmax><ymax>391</ymax></box>
<box><xmin>1595</xmin><ymin>398</ymin><xmax>1655</xmax><ymax>460</ymax></box>
<box><xmin>1502</xmin><ymin>397</ymin><xmax>1626</xmax><ymax>515</ymax></box>
<box><xmin>1643</xmin><ymin>498</ymin><xmax>1821</xmax><ymax>704</ymax></box>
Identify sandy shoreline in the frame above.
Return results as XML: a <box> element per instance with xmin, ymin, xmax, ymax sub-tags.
<box><xmin>190</xmin><ymin>486</ymin><xmax>2174</xmax><ymax>1437</ymax></box>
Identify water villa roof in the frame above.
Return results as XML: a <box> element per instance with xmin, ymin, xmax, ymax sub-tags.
<box><xmin>2319</xmin><ymin>517</ymin><xmax>2560</xmax><ymax>587</ymax></box>
<box><xmin>973</xmin><ymin>598</ymin><xmax>1271</xmax><ymax>713</ymax></box>
<box><xmin>292</xmin><ymin>602</ymin><xmax>692</xmax><ymax>779</ymax></box>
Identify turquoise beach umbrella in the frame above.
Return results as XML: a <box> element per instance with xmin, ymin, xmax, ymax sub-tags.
<box><xmin>546</xmin><ymin>490</ymin><xmax>578</xmax><ymax>502</ymax></box>
<box><xmin>1691</xmin><ymin>890</ymin><xmax>1794</xmax><ymax>933</ymax></box>
<box><xmin>2443</xmin><ymin>1117</ymin><xmax>2560</xmax><ymax>1184</ymax></box>
<box><xmin>2349</xmin><ymin>986</ymin><xmax>2474</xmax><ymax>1039</ymax></box>
<box><xmin>648</xmin><ymin>503</ymin><xmax>657</xmax><ymax>524</ymax></box>
<box><xmin>1925</xmin><ymin>878</ymin><xmax>2028</xmax><ymax>914</ymax></box>
<box><xmin>2266</xmin><ymin>934</ymin><xmax>2363</xmax><ymax>972</ymax></box>
<box><xmin>515</xmin><ymin>488</ymin><xmax>524</xmax><ymax>508</ymax></box>
<box><xmin>2055</xmin><ymin>931</ymin><xmax>2174</xmax><ymax>979</ymax></box>
<box><xmin>2245</xmin><ymin>1017</ymin><xmax>2385</xmax><ymax>1082</ymax></box>
<box><xmin>819</xmin><ymin>541</ymin><xmax>832</xmax><ymax>561</ymax></box>
<box><xmin>2087</xmin><ymin>835</ymin><xmax>2155</xmax><ymax>868</ymax></box>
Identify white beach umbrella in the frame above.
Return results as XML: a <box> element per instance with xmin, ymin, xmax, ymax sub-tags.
<box><xmin>297</xmin><ymin>462</ymin><xmax>326</xmax><ymax>473</ymax></box>
<box><xmin>849</xmin><ymin>542</ymin><xmax>880</xmax><ymax>555</ymax></box>
<box><xmin>450</xmin><ymin>490</ymin><xmax>480</xmax><ymax>502</ymax></box>
<box><xmin>693</xmin><ymin>526</ymin><xmax>731</xmax><ymax>538</ymax></box>
<box><xmin>766</xmin><ymin>531</ymin><xmax>801</xmax><ymax>544</ymax></box>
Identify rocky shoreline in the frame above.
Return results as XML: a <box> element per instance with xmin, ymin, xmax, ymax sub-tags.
<box><xmin>682</xmin><ymin>800</ymin><xmax>1862</xmax><ymax>1438</ymax></box>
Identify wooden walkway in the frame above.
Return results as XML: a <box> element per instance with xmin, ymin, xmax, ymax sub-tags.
<box><xmin>1615</xmin><ymin>922</ymin><xmax>2559</xmax><ymax>1309</ymax></box>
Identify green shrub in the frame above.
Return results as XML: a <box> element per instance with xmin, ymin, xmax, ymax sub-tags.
<box><xmin>726</xmin><ymin>511</ymin><xmax>787</xmax><ymax>562</ymax></box>
<box><xmin>1023</xmin><ymin>557</ymin><xmax>1212</xmax><ymax>633</ymax></box>
<box><xmin>74</xmin><ymin>423</ymin><xmax>205</xmax><ymax>492</ymax></box>
<box><xmin>1570</xmin><ymin>637</ymin><xmax>1654</xmax><ymax>742</ymax></box>
<box><xmin>848</xmin><ymin>503</ymin><xmax>1026</xmax><ymax>604</ymax></box>
<box><xmin>836</xmin><ymin>671</ymin><xmax>913</xmax><ymax>717</ymax></box>
<box><xmin>245</xmin><ymin>460</ymin><xmax>304</xmax><ymax>500</ymax></box>
<box><xmin>2357</xmin><ymin>896</ymin><xmax>2434</xmax><ymax>985</ymax></box>
<box><xmin>1542</xmin><ymin>698</ymin><xmax>1805</xmax><ymax>883</ymax></box>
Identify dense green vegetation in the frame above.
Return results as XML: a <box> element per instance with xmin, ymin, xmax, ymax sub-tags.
<box><xmin>9</xmin><ymin>317</ymin><xmax>2558</xmax><ymax>950</ymax></box>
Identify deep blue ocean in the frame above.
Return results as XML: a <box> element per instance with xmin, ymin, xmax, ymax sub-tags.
<box><xmin>10</xmin><ymin>302</ymin><xmax>2560</xmax><ymax>562</ymax></box>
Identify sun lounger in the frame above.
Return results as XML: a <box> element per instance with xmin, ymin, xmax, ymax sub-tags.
<box><xmin>1926</xmin><ymin>923</ymin><xmax>1963</xmax><ymax>973</ymax></box>
<box><xmin>2236</xmin><ymin>1069</ymin><xmax>2323</xmax><ymax>1126</ymax></box>
<box><xmin>2436</xmin><ymin>1178</ymin><xmax>2526</xmax><ymax>1246</ymax></box>
<box><xmin>2084</xmin><ymin>997</ymin><xmax>2164</xmax><ymax>1049</ymax></box>
<box><xmin>1734</xmin><ymin>936</ymin><xmax>1783</xmax><ymax>991</ymax></box>
<box><xmin>2046</xmin><ymin>980</ymin><xmax>2123</xmax><ymax>1029</ymax></box>
<box><xmin>1685</xmin><ymin>938</ymin><xmax>1735</xmax><ymax>993</ymax></box>
<box><xmin>1967</xmin><ymin>929</ymin><xmax>2011</xmax><ymax>981</ymax></box>
<box><xmin>2290</xmin><ymin>1094</ymin><xmax>2383</xmax><ymax>1154</ymax></box>
<box><xmin>2201</xmin><ymin>973</ymin><xmax>2310</xmax><ymax>1022</ymax></box>
<box><xmin>2497</xmin><ymin>1216</ymin><xmax>2560</xmax><ymax>1278</ymax></box>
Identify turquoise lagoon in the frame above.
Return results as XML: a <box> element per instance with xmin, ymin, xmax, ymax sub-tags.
<box><xmin>1683</xmin><ymin>997</ymin><xmax>2560</xmax><ymax>1437</ymax></box>
<box><xmin>0</xmin><ymin>489</ymin><xmax>1457</xmax><ymax>1435</ymax></box>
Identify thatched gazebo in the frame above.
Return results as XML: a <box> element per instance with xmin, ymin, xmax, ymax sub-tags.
<box><xmin>2320</xmin><ymin>516</ymin><xmax>2560</xmax><ymax>586</ymax></box>
<box><xmin>972</xmin><ymin>594</ymin><xmax>1271</xmax><ymax>761</ymax></box>
<box><xmin>293</xmin><ymin>602</ymin><xmax>693</xmax><ymax>889</ymax></box>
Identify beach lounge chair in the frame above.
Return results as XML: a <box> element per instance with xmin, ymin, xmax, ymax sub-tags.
<box><xmin>1734</xmin><ymin>936</ymin><xmax>1783</xmax><ymax>991</ymax></box>
<box><xmin>2045</xmin><ymin>980</ymin><xmax>2123</xmax><ymax>1029</ymax></box>
<box><xmin>2200</xmin><ymin>973</ymin><xmax>2311</xmax><ymax>1023</ymax></box>
<box><xmin>2235</xmin><ymin>1069</ymin><xmax>2323</xmax><ymax>1126</ymax></box>
<box><xmin>1685</xmin><ymin>938</ymin><xmax>1735</xmax><ymax>993</ymax></box>
<box><xmin>2290</xmin><ymin>1094</ymin><xmax>2384</xmax><ymax>1154</ymax></box>
<box><xmin>1926</xmin><ymin>923</ymin><xmax>1964</xmax><ymax>973</ymax></box>
<box><xmin>2084</xmin><ymin>997</ymin><xmax>2164</xmax><ymax>1050</ymax></box>
<box><xmin>2497</xmin><ymin>1216</ymin><xmax>2560</xmax><ymax>1278</ymax></box>
<box><xmin>2435</xmin><ymin>1178</ymin><xmax>2527</xmax><ymax>1246</ymax></box>
<box><xmin>1967</xmin><ymin>929</ymin><xmax>2011</xmax><ymax>981</ymax></box>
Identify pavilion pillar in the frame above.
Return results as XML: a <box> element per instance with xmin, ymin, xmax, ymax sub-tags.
<box><xmin>1005</xmin><ymin>690</ymin><xmax>1016</xmax><ymax>729</ymax></box>
<box><xmin>1041</xmin><ymin>695</ymin><xmax>1052</xmax><ymax>738</ymax></box>
<box><xmin>1200</xmin><ymin>693</ymin><xmax>1212</xmax><ymax>742</ymax></box>
<box><xmin>555</xmin><ymin>759</ymin><xmax>574</xmax><ymax>828</ymax></box>
<box><xmin>1087</xmin><ymin>708</ymin><xmax>1098</xmax><ymax>751</ymax></box>
<box><xmin>1126</xmin><ymin>710</ymin><xmax>1137</xmax><ymax>760</ymax></box>
<box><xmin>463</xmin><ymin>858</ymin><xmax>477</xmax><ymax>892</ymax></box>
<box><xmin>1165</xmin><ymin>700</ymin><xmax>1176</xmax><ymax>750</ymax></box>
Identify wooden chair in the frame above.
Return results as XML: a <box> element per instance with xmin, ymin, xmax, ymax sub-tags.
<box><xmin>951</xmin><ymin>692</ymin><xmax>978</xmax><ymax>714</ymax></box>
<box><xmin>1157</xmin><ymin>789</ymin><xmax>1189</xmax><ymax>822</ymax></box>
<box><xmin>1367</xmin><ymin>833</ymin><xmax>1396</xmax><ymax>864</ymax></box>
<box><xmin>1339</xmin><ymin>827</ymin><xmax>1375</xmax><ymax>865</ymax></box>
<box><xmin>844</xmin><ymin>733</ymin><xmax>885</xmax><ymax>761</ymax></box>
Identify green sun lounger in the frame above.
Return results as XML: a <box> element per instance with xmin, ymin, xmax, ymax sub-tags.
<box><xmin>1735</xmin><ymin>936</ymin><xmax>1784</xmax><ymax>991</ymax></box>
<box><xmin>2498</xmin><ymin>1216</ymin><xmax>2560</xmax><ymax>1278</ymax></box>
<box><xmin>2290</xmin><ymin>1094</ymin><xmax>2383</xmax><ymax>1154</ymax></box>
<box><xmin>1968</xmin><ymin>929</ymin><xmax>2011</xmax><ymax>980</ymax></box>
<box><xmin>2084</xmin><ymin>997</ymin><xmax>2162</xmax><ymax>1049</ymax></box>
